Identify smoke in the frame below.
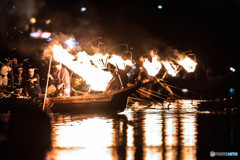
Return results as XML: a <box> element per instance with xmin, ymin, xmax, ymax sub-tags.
<box><xmin>0</xmin><ymin>0</ymin><xmax>45</xmax><ymax>31</ymax></box>
<box><xmin>0</xmin><ymin>0</ymin><xmax>45</xmax><ymax>59</ymax></box>
<box><xmin>13</xmin><ymin>0</ymin><xmax>45</xmax><ymax>19</ymax></box>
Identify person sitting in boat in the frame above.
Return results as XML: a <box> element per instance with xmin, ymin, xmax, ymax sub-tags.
<box><xmin>105</xmin><ymin>65</ymin><xmax>132</xmax><ymax>92</ymax></box>
<box><xmin>25</xmin><ymin>68</ymin><xmax>42</xmax><ymax>98</ymax></box>
<box><xmin>0</xmin><ymin>60</ymin><xmax>12</xmax><ymax>92</ymax></box>
<box><xmin>128</xmin><ymin>63</ymin><xmax>148</xmax><ymax>85</ymax></box>
<box><xmin>48</xmin><ymin>62</ymin><xmax>71</xmax><ymax>97</ymax></box>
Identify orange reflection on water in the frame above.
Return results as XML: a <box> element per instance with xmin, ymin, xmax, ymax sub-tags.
<box><xmin>55</xmin><ymin>118</ymin><xmax>113</xmax><ymax>148</ymax></box>
<box><xmin>51</xmin><ymin>100</ymin><xmax>198</xmax><ymax>160</ymax></box>
<box><xmin>52</xmin><ymin>117</ymin><xmax>114</xmax><ymax>160</ymax></box>
<box><xmin>182</xmin><ymin>115</ymin><xmax>197</xmax><ymax>146</ymax></box>
<box><xmin>145</xmin><ymin>114</ymin><xmax>163</xmax><ymax>146</ymax></box>
<box><xmin>165</xmin><ymin>117</ymin><xmax>178</xmax><ymax>146</ymax></box>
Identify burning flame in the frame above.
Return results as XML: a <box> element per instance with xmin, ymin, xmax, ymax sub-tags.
<box><xmin>45</xmin><ymin>36</ymin><xmax>198</xmax><ymax>91</ymax></box>
<box><xmin>142</xmin><ymin>52</ymin><xmax>197</xmax><ymax>77</ymax></box>
<box><xmin>177</xmin><ymin>57</ymin><xmax>197</xmax><ymax>73</ymax></box>
<box><xmin>52</xmin><ymin>45</ymin><xmax>112</xmax><ymax>91</ymax></box>
<box><xmin>162</xmin><ymin>61</ymin><xmax>179</xmax><ymax>77</ymax></box>
<box><xmin>107</xmin><ymin>55</ymin><xmax>133</xmax><ymax>70</ymax></box>
<box><xmin>143</xmin><ymin>54</ymin><xmax>162</xmax><ymax>76</ymax></box>
<box><xmin>49</xmin><ymin>43</ymin><xmax>133</xmax><ymax>91</ymax></box>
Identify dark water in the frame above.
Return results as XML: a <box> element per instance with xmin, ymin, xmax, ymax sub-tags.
<box><xmin>48</xmin><ymin>100</ymin><xmax>240</xmax><ymax>160</ymax></box>
<box><xmin>1</xmin><ymin>100</ymin><xmax>240</xmax><ymax>160</ymax></box>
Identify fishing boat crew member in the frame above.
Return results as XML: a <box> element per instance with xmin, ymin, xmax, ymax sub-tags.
<box><xmin>15</xmin><ymin>67</ymin><xmax>25</xmax><ymax>96</ymax></box>
<box><xmin>0</xmin><ymin>60</ymin><xmax>12</xmax><ymax>91</ymax></box>
<box><xmin>128</xmin><ymin>65</ymin><xmax>148</xmax><ymax>84</ymax></box>
<box><xmin>49</xmin><ymin>62</ymin><xmax>71</xmax><ymax>97</ymax></box>
<box><xmin>12</xmin><ymin>58</ymin><xmax>23</xmax><ymax>87</ymax></box>
<box><xmin>12</xmin><ymin>58</ymin><xmax>23</xmax><ymax>76</ymax></box>
<box><xmin>25</xmin><ymin>68</ymin><xmax>42</xmax><ymax>98</ymax></box>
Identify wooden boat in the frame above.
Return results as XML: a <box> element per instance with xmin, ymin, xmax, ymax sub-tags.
<box><xmin>44</xmin><ymin>84</ymin><xmax>139</xmax><ymax>114</ymax></box>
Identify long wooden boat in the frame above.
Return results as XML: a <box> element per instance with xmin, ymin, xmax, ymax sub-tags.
<box><xmin>44</xmin><ymin>84</ymin><xmax>139</xmax><ymax>114</ymax></box>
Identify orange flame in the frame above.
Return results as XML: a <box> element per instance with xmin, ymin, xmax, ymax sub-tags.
<box><xmin>143</xmin><ymin>54</ymin><xmax>162</xmax><ymax>76</ymax></box>
<box><xmin>52</xmin><ymin>45</ymin><xmax>112</xmax><ymax>91</ymax></box>
<box><xmin>50</xmin><ymin>44</ymin><xmax>133</xmax><ymax>91</ymax></box>
<box><xmin>177</xmin><ymin>57</ymin><xmax>197</xmax><ymax>73</ymax></box>
<box><xmin>162</xmin><ymin>61</ymin><xmax>179</xmax><ymax>77</ymax></box>
<box><xmin>107</xmin><ymin>55</ymin><xmax>132</xmax><ymax>70</ymax></box>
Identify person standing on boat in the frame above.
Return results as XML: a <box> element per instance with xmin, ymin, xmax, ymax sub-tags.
<box><xmin>25</xmin><ymin>68</ymin><xmax>42</xmax><ymax>98</ymax></box>
<box><xmin>12</xmin><ymin>58</ymin><xmax>23</xmax><ymax>76</ymax></box>
<box><xmin>0</xmin><ymin>60</ymin><xmax>12</xmax><ymax>92</ymax></box>
<box><xmin>49</xmin><ymin>62</ymin><xmax>71</xmax><ymax>97</ymax></box>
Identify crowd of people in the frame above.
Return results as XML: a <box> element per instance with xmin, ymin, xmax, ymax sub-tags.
<box><xmin>0</xmin><ymin>57</ymin><xmax>150</xmax><ymax>98</ymax></box>
<box><xmin>0</xmin><ymin>58</ymin><xmax>73</xmax><ymax>98</ymax></box>
<box><xmin>0</xmin><ymin>58</ymin><xmax>42</xmax><ymax>98</ymax></box>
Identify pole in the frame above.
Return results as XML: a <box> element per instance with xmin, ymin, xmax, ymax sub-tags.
<box><xmin>42</xmin><ymin>55</ymin><xmax>52</xmax><ymax>111</ymax></box>
<box><xmin>10</xmin><ymin>60</ymin><xmax>14</xmax><ymax>89</ymax></box>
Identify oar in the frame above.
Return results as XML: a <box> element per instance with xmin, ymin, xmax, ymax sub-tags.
<box><xmin>139</xmin><ymin>87</ymin><xmax>169</xmax><ymax>98</ymax></box>
<box><xmin>136</xmin><ymin>90</ymin><xmax>159</xmax><ymax>103</ymax></box>
<box><xmin>0</xmin><ymin>89</ymin><xmax>19</xmax><ymax>96</ymax></box>
<box><xmin>42</xmin><ymin>55</ymin><xmax>52</xmax><ymax>111</ymax></box>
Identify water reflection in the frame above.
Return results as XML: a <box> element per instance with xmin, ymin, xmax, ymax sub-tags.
<box><xmin>50</xmin><ymin>100</ymin><xmax>198</xmax><ymax>160</ymax></box>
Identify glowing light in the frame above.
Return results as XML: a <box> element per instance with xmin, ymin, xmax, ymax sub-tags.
<box><xmin>165</xmin><ymin>117</ymin><xmax>177</xmax><ymax>146</ymax></box>
<box><xmin>158</xmin><ymin>5</ymin><xmax>163</xmax><ymax>9</ymax></box>
<box><xmin>230</xmin><ymin>67</ymin><xmax>236</xmax><ymax>73</ymax></box>
<box><xmin>182</xmin><ymin>116</ymin><xmax>196</xmax><ymax>146</ymax></box>
<box><xmin>65</xmin><ymin>37</ymin><xmax>80</xmax><ymax>50</ymax></box>
<box><xmin>145</xmin><ymin>114</ymin><xmax>162</xmax><ymax>146</ymax></box>
<box><xmin>107</xmin><ymin>54</ymin><xmax>133</xmax><ymax>70</ymax></box>
<box><xmin>45</xmin><ymin>19</ymin><xmax>51</xmax><ymax>25</ymax></box>
<box><xmin>30</xmin><ymin>30</ymin><xmax>51</xmax><ymax>39</ymax></box>
<box><xmin>53</xmin><ymin>117</ymin><xmax>113</xmax><ymax>160</ymax></box>
<box><xmin>41</xmin><ymin>32</ymin><xmax>51</xmax><ymax>39</ymax></box>
<box><xmin>162</xmin><ymin>61</ymin><xmax>179</xmax><ymax>77</ymax></box>
<box><xmin>229</xmin><ymin>88</ymin><xmax>235</xmax><ymax>94</ymax></box>
<box><xmin>30</xmin><ymin>17</ymin><xmax>36</xmax><ymax>24</ymax></box>
<box><xmin>182</xmin><ymin>88</ymin><xmax>188</xmax><ymax>93</ymax></box>
<box><xmin>143</xmin><ymin>54</ymin><xmax>162</xmax><ymax>76</ymax></box>
<box><xmin>177</xmin><ymin>57</ymin><xmax>197</xmax><ymax>73</ymax></box>
<box><xmin>48</xmin><ymin>43</ymin><xmax>133</xmax><ymax>91</ymax></box>
<box><xmin>80</xmin><ymin>7</ymin><xmax>87</xmax><ymax>12</ymax></box>
<box><xmin>51</xmin><ymin>44</ymin><xmax>112</xmax><ymax>91</ymax></box>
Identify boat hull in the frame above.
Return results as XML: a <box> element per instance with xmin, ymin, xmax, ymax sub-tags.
<box><xmin>45</xmin><ymin>85</ymin><xmax>138</xmax><ymax>114</ymax></box>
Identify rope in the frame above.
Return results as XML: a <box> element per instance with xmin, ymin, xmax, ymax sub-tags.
<box><xmin>164</xmin><ymin>82</ymin><xmax>216</xmax><ymax>99</ymax></box>
<box><xmin>138</xmin><ymin>88</ymin><xmax>166</xmax><ymax>100</ymax></box>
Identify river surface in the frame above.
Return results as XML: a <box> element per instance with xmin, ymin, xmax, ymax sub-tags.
<box><xmin>47</xmin><ymin>100</ymin><xmax>240</xmax><ymax>160</ymax></box>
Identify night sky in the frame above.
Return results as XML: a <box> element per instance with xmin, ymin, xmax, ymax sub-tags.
<box><xmin>0</xmin><ymin>0</ymin><xmax>240</xmax><ymax>71</ymax></box>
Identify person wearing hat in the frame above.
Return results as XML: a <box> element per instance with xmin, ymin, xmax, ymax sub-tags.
<box><xmin>14</xmin><ymin>67</ymin><xmax>25</xmax><ymax>96</ymax></box>
<box><xmin>25</xmin><ymin>68</ymin><xmax>41</xmax><ymax>98</ymax></box>
<box><xmin>14</xmin><ymin>67</ymin><xmax>24</xmax><ymax>86</ymax></box>
<box><xmin>48</xmin><ymin>62</ymin><xmax>71</xmax><ymax>97</ymax></box>
<box><xmin>12</xmin><ymin>58</ymin><xmax>23</xmax><ymax>87</ymax></box>
<box><xmin>0</xmin><ymin>60</ymin><xmax>12</xmax><ymax>91</ymax></box>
